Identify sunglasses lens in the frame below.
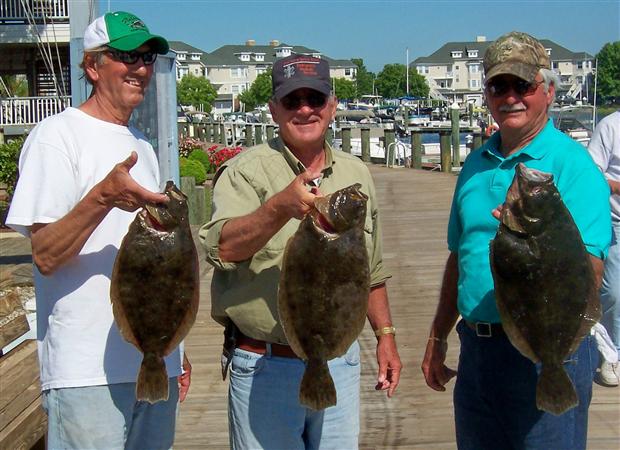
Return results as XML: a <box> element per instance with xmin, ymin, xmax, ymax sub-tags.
<box><xmin>108</xmin><ymin>50</ymin><xmax>156</xmax><ymax>65</ymax></box>
<box><xmin>488</xmin><ymin>78</ymin><xmax>539</xmax><ymax>97</ymax></box>
<box><xmin>281</xmin><ymin>92</ymin><xmax>327</xmax><ymax>110</ymax></box>
<box><xmin>142</xmin><ymin>52</ymin><xmax>157</xmax><ymax>65</ymax></box>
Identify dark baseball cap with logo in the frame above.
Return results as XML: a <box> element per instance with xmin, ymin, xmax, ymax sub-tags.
<box><xmin>83</xmin><ymin>11</ymin><xmax>169</xmax><ymax>54</ymax></box>
<box><xmin>483</xmin><ymin>31</ymin><xmax>550</xmax><ymax>83</ymax></box>
<box><xmin>272</xmin><ymin>54</ymin><xmax>332</xmax><ymax>100</ymax></box>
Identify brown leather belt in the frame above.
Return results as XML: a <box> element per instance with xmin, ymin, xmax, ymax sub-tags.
<box><xmin>464</xmin><ymin>320</ymin><xmax>505</xmax><ymax>338</ymax></box>
<box><xmin>236</xmin><ymin>334</ymin><xmax>299</xmax><ymax>358</ymax></box>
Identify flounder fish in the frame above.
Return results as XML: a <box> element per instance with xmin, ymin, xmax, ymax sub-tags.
<box><xmin>490</xmin><ymin>163</ymin><xmax>600</xmax><ymax>415</ymax></box>
<box><xmin>278</xmin><ymin>183</ymin><xmax>370</xmax><ymax>410</ymax></box>
<box><xmin>111</xmin><ymin>181</ymin><xmax>199</xmax><ymax>403</ymax></box>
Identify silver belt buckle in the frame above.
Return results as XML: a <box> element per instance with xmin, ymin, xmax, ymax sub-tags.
<box><xmin>475</xmin><ymin>322</ymin><xmax>492</xmax><ymax>337</ymax></box>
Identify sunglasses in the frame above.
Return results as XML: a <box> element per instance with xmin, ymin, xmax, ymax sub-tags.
<box><xmin>106</xmin><ymin>49</ymin><xmax>158</xmax><ymax>65</ymax></box>
<box><xmin>485</xmin><ymin>77</ymin><xmax>543</xmax><ymax>98</ymax></box>
<box><xmin>280</xmin><ymin>91</ymin><xmax>328</xmax><ymax>110</ymax></box>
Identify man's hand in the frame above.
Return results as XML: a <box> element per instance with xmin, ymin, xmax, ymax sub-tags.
<box><xmin>375</xmin><ymin>335</ymin><xmax>402</xmax><ymax>397</ymax></box>
<box><xmin>268</xmin><ymin>170</ymin><xmax>322</xmax><ymax>220</ymax></box>
<box><xmin>97</xmin><ymin>151</ymin><xmax>168</xmax><ymax>212</ymax></box>
<box><xmin>421</xmin><ymin>337</ymin><xmax>457</xmax><ymax>391</ymax></box>
<box><xmin>178</xmin><ymin>353</ymin><xmax>192</xmax><ymax>403</ymax></box>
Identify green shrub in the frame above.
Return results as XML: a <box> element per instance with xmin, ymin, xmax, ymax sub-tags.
<box><xmin>188</xmin><ymin>149</ymin><xmax>215</xmax><ymax>174</ymax></box>
<box><xmin>179</xmin><ymin>157</ymin><xmax>207</xmax><ymax>185</ymax></box>
<box><xmin>0</xmin><ymin>137</ymin><xmax>24</xmax><ymax>200</ymax></box>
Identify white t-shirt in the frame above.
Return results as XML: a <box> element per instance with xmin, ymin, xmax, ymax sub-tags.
<box><xmin>589</xmin><ymin>111</ymin><xmax>620</xmax><ymax>223</ymax></box>
<box><xmin>6</xmin><ymin>107</ymin><xmax>182</xmax><ymax>390</ymax></box>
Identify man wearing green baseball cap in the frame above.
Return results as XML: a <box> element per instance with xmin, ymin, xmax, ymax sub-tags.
<box><xmin>422</xmin><ymin>31</ymin><xmax>610</xmax><ymax>449</ymax></box>
<box><xmin>6</xmin><ymin>11</ymin><xmax>190</xmax><ymax>449</ymax></box>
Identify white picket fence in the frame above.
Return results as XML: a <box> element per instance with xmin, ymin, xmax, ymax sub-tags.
<box><xmin>0</xmin><ymin>96</ymin><xmax>71</xmax><ymax>126</ymax></box>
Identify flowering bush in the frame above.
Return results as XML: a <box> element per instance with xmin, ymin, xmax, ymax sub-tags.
<box><xmin>178</xmin><ymin>137</ymin><xmax>203</xmax><ymax>158</ymax></box>
<box><xmin>208</xmin><ymin>145</ymin><xmax>243</xmax><ymax>169</ymax></box>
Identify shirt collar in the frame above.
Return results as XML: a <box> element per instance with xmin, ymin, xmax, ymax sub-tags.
<box><xmin>483</xmin><ymin>119</ymin><xmax>555</xmax><ymax>162</ymax></box>
<box><xmin>270</xmin><ymin>137</ymin><xmax>335</xmax><ymax>178</ymax></box>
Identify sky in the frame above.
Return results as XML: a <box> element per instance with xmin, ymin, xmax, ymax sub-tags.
<box><xmin>105</xmin><ymin>0</ymin><xmax>620</xmax><ymax>73</ymax></box>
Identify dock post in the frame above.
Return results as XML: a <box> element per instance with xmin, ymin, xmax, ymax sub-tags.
<box><xmin>245</xmin><ymin>124</ymin><xmax>253</xmax><ymax>147</ymax></box>
<box><xmin>255</xmin><ymin>124</ymin><xmax>263</xmax><ymax>145</ymax></box>
<box><xmin>342</xmin><ymin>127</ymin><xmax>351</xmax><ymax>153</ymax></box>
<box><xmin>473</xmin><ymin>132</ymin><xmax>482</xmax><ymax>151</ymax></box>
<box><xmin>266</xmin><ymin>125</ymin><xmax>274</xmax><ymax>141</ymax></box>
<box><xmin>326</xmin><ymin>127</ymin><xmax>334</xmax><ymax>146</ymax></box>
<box><xmin>468</xmin><ymin>102</ymin><xmax>474</xmax><ymax>127</ymax></box>
<box><xmin>450</xmin><ymin>103</ymin><xmax>460</xmax><ymax>168</ymax></box>
<box><xmin>361</xmin><ymin>127</ymin><xmax>371</xmax><ymax>163</ymax></box>
<box><xmin>439</xmin><ymin>130</ymin><xmax>451</xmax><ymax>173</ymax></box>
<box><xmin>384</xmin><ymin>128</ymin><xmax>395</xmax><ymax>166</ymax></box>
<box><xmin>212</xmin><ymin>122</ymin><xmax>220</xmax><ymax>144</ymax></box>
<box><xmin>206</xmin><ymin>122</ymin><xmax>213</xmax><ymax>142</ymax></box>
<box><xmin>220</xmin><ymin>123</ymin><xmax>227</xmax><ymax>146</ymax></box>
<box><xmin>411</xmin><ymin>130</ymin><xmax>422</xmax><ymax>169</ymax></box>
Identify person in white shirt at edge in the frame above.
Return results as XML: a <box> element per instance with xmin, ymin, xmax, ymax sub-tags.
<box><xmin>6</xmin><ymin>11</ymin><xmax>191</xmax><ymax>449</ymax></box>
<box><xmin>589</xmin><ymin>111</ymin><xmax>620</xmax><ymax>387</ymax></box>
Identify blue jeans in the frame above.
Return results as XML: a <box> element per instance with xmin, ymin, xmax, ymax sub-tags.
<box><xmin>42</xmin><ymin>380</ymin><xmax>178</xmax><ymax>450</ymax></box>
<box><xmin>228</xmin><ymin>341</ymin><xmax>360</xmax><ymax>450</ymax></box>
<box><xmin>454</xmin><ymin>320</ymin><xmax>595</xmax><ymax>450</ymax></box>
<box><xmin>601</xmin><ymin>223</ymin><xmax>620</xmax><ymax>356</ymax></box>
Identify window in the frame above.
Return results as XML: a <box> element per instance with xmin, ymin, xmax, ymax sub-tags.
<box><xmin>177</xmin><ymin>67</ymin><xmax>188</xmax><ymax>79</ymax></box>
<box><xmin>254</xmin><ymin>53</ymin><xmax>265</xmax><ymax>62</ymax></box>
<box><xmin>451</xmin><ymin>51</ymin><xmax>463</xmax><ymax>58</ymax></box>
<box><xmin>545</xmin><ymin>48</ymin><xmax>552</xmax><ymax>56</ymax></box>
<box><xmin>552</xmin><ymin>61</ymin><xmax>559</xmax><ymax>70</ymax></box>
<box><xmin>238</xmin><ymin>53</ymin><xmax>250</xmax><ymax>62</ymax></box>
<box><xmin>469</xmin><ymin>64</ymin><xmax>479</xmax><ymax>74</ymax></box>
<box><xmin>469</xmin><ymin>79</ymin><xmax>480</xmax><ymax>89</ymax></box>
<box><xmin>190</xmin><ymin>53</ymin><xmax>201</xmax><ymax>61</ymax></box>
<box><xmin>230</xmin><ymin>67</ymin><xmax>246</xmax><ymax>78</ymax></box>
<box><xmin>577</xmin><ymin>61</ymin><xmax>583</xmax><ymax>69</ymax></box>
<box><xmin>345</xmin><ymin>68</ymin><xmax>351</xmax><ymax>76</ymax></box>
<box><xmin>417</xmin><ymin>66</ymin><xmax>428</xmax><ymax>74</ymax></box>
<box><xmin>177</xmin><ymin>53</ymin><xmax>186</xmax><ymax>61</ymax></box>
<box><xmin>467</xmin><ymin>50</ymin><xmax>478</xmax><ymax>58</ymax></box>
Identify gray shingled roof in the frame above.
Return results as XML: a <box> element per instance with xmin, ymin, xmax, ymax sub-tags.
<box><xmin>203</xmin><ymin>42</ymin><xmax>354</xmax><ymax>68</ymax></box>
<box><xmin>168</xmin><ymin>40</ymin><xmax>208</xmax><ymax>55</ymax></box>
<box><xmin>413</xmin><ymin>38</ymin><xmax>593</xmax><ymax>65</ymax></box>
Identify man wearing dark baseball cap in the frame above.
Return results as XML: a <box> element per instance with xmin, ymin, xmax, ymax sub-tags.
<box><xmin>7</xmin><ymin>11</ymin><xmax>192</xmax><ymax>449</ymax></box>
<box><xmin>422</xmin><ymin>31</ymin><xmax>610</xmax><ymax>449</ymax></box>
<box><xmin>202</xmin><ymin>53</ymin><xmax>402</xmax><ymax>449</ymax></box>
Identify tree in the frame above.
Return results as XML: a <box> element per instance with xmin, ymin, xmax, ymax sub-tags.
<box><xmin>595</xmin><ymin>41</ymin><xmax>620</xmax><ymax>102</ymax></box>
<box><xmin>0</xmin><ymin>75</ymin><xmax>29</xmax><ymax>97</ymax></box>
<box><xmin>351</xmin><ymin>58</ymin><xmax>375</xmax><ymax>96</ymax></box>
<box><xmin>375</xmin><ymin>64</ymin><xmax>429</xmax><ymax>99</ymax></box>
<box><xmin>238</xmin><ymin>71</ymin><xmax>272</xmax><ymax>111</ymax></box>
<box><xmin>333</xmin><ymin>78</ymin><xmax>356</xmax><ymax>100</ymax></box>
<box><xmin>176</xmin><ymin>74</ymin><xmax>217</xmax><ymax>113</ymax></box>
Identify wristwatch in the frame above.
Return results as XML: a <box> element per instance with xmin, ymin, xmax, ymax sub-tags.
<box><xmin>374</xmin><ymin>326</ymin><xmax>396</xmax><ymax>337</ymax></box>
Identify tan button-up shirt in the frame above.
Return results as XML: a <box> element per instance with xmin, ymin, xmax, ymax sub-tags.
<box><xmin>199</xmin><ymin>137</ymin><xmax>390</xmax><ymax>343</ymax></box>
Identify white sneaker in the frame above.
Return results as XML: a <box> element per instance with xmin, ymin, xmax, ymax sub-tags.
<box><xmin>597</xmin><ymin>361</ymin><xmax>619</xmax><ymax>387</ymax></box>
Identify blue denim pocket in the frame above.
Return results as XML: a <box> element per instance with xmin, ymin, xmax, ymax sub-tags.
<box><xmin>230</xmin><ymin>349</ymin><xmax>265</xmax><ymax>378</ymax></box>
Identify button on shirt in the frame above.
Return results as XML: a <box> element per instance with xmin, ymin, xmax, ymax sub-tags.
<box><xmin>448</xmin><ymin>120</ymin><xmax>611</xmax><ymax>323</ymax></box>
<box><xmin>200</xmin><ymin>138</ymin><xmax>390</xmax><ymax>344</ymax></box>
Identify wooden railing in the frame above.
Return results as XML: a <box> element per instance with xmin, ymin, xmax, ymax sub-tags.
<box><xmin>1</xmin><ymin>0</ymin><xmax>69</xmax><ymax>21</ymax></box>
<box><xmin>1</xmin><ymin>96</ymin><xmax>71</xmax><ymax>126</ymax></box>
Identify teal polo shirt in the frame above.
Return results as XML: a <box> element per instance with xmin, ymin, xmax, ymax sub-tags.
<box><xmin>447</xmin><ymin>120</ymin><xmax>611</xmax><ymax>323</ymax></box>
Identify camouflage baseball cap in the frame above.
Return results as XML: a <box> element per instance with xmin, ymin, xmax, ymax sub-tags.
<box><xmin>483</xmin><ymin>31</ymin><xmax>550</xmax><ymax>83</ymax></box>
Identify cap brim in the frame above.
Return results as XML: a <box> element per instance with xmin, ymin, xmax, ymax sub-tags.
<box><xmin>108</xmin><ymin>32</ymin><xmax>169</xmax><ymax>54</ymax></box>
<box><xmin>485</xmin><ymin>61</ymin><xmax>539</xmax><ymax>83</ymax></box>
<box><xmin>274</xmin><ymin>79</ymin><xmax>331</xmax><ymax>101</ymax></box>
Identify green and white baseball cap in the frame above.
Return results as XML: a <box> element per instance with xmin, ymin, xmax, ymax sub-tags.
<box><xmin>83</xmin><ymin>11</ymin><xmax>169</xmax><ymax>54</ymax></box>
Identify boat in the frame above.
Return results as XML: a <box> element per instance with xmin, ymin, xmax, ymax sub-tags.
<box><xmin>549</xmin><ymin>105</ymin><xmax>594</xmax><ymax>146</ymax></box>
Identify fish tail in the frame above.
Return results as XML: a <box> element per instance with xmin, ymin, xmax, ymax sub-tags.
<box><xmin>299</xmin><ymin>359</ymin><xmax>337</xmax><ymax>410</ymax></box>
<box><xmin>136</xmin><ymin>352</ymin><xmax>169</xmax><ymax>404</ymax></box>
<box><xmin>536</xmin><ymin>363</ymin><xmax>578</xmax><ymax>415</ymax></box>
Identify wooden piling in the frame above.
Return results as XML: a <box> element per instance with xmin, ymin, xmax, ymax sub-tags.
<box><xmin>255</xmin><ymin>125</ymin><xmax>263</xmax><ymax>145</ymax></box>
<box><xmin>451</xmin><ymin>106</ymin><xmax>460</xmax><ymax>168</ymax></box>
<box><xmin>266</xmin><ymin>125</ymin><xmax>274</xmax><ymax>141</ymax></box>
<box><xmin>411</xmin><ymin>130</ymin><xmax>422</xmax><ymax>169</ymax></box>
<box><xmin>219</xmin><ymin>123</ymin><xmax>226</xmax><ymax>146</ymax></box>
<box><xmin>361</xmin><ymin>127</ymin><xmax>370</xmax><ymax>163</ymax></box>
<box><xmin>384</xmin><ymin>128</ymin><xmax>395</xmax><ymax>166</ymax></box>
<box><xmin>245</xmin><ymin>124</ymin><xmax>253</xmax><ymax>147</ymax></box>
<box><xmin>439</xmin><ymin>130</ymin><xmax>452</xmax><ymax>173</ymax></box>
<box><xmin>342</xmin><ymin>127</ymin><xmax>351</xmax><ymax>154</ymax></box>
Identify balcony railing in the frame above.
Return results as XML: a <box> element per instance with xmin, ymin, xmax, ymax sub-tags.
<box><xmin>1</xmin><ymin>96</ymin><xmax>71</xmax><ymax>126</ymax></box>
<box><xmin>1</xmin><ymin>0</ymin><xmax>69</xmax><ymax>22</ymax></box>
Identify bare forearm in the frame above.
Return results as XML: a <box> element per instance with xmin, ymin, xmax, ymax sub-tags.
<box><xmin>218</xmin><ymin>197</ymin><xmax>291</xmax><ymax>262</ymax></box>
<box><xmin>366</xmin><ymin>283</ymin><xmax>393</xmax><ymax>331</ymax></box>
<box><xmin>430</xmin><ymin>252</ymin><xmax>460</xmax><ymax>340</ymax></box>
<box><xmin>608</xmin><ymin>179</ymin><xmax>620</xmax><ymax>196</ymax></box>
<box><xmin>31</xmin><ymin>187</ymin><xmax>112</xmax><ymax>275</ymax></box>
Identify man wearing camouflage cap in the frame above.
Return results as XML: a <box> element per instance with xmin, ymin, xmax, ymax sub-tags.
<box><xmin>422</xmin><ymin>31</ymin><xmax>610</xmax><ymax>449</ymax></box>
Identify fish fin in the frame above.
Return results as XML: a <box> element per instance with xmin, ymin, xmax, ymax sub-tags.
<box><xmin>568</xmin><ymin>264</ymin><xmax>601</xmax><ymax>355</ymax></box>
<box><xmin>299</xmin><ymin>359</ymin><xmax>337</xmax><ymax>410</ymax></box>
<box><xmin>110</xmin><ymin>254</ymin><xmax>140</xmax><ymax>348</ymax></box>
<box><xmin>536</xmin><ymin>363</ymin><xmax>578</xmax><ymax>415</ymax></box>
<box><xmin>136</xmin><ymin>352</ymin><xmax>169</xmax><ymax>404</ymax></box>
<box><xmin>494</xmin><ymin>292</ymin><xmax>540</xmax><ymax>363</ymax></box>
